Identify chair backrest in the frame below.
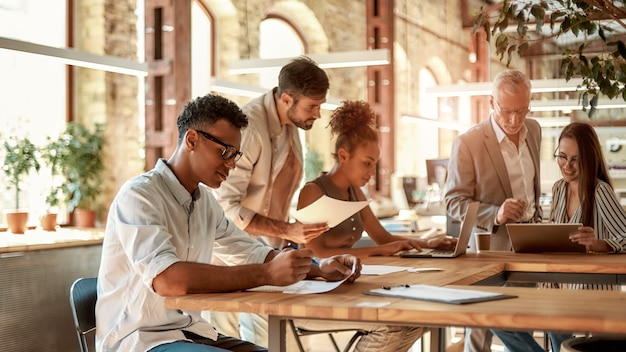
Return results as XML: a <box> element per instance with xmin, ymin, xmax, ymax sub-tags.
<box><xmin>69</xmin><ymin>277</ymin><xmax>98</xmax><ymax>352</ymax></box>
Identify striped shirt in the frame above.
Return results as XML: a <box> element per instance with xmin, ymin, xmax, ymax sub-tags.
<box><xmin>550</xmin><ymin>179</ymin><xmax>626</xmax><ymax>253</ymax></box>
<box><xmin>541</xmin><ymin>179</ymin><xmax>626</xmax><ymax>291</ymax></box>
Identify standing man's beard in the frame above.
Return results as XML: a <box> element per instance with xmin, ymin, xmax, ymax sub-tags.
<box><xmin>287</xmin><ymin>104</ymin><xmax>314</xmax><ymax>130</ymax></box>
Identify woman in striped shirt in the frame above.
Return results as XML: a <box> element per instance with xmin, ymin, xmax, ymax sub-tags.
<box><xmin>551</xmin><ymin>121</ymin><xmax>626</xmax><ymax>254</ymax></box>
<box><xmin>492</xmin><ymin>122</ymin><xmax>626</xmax><ymax>352</ymax></box>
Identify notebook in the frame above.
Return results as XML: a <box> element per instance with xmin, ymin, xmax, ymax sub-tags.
<box><xmin>506</xmin><ymin>223</ymin><xmax>586</xmax><ymax>253</ymax></box>
<box><xmin>399</xmin><ymin>201</ymin><xmax>479</xmax><ymax>258</ymax></box>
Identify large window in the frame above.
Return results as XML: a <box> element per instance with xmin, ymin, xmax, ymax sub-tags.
<box><xmin>0</xmin><ymin>1</ymin><xmax>146</xmax><ymax>228</ymax></box>
<box><xmin>0</xmin><ymin>0</ymin><xmax>67</xmax><ymax>223</ymax></box>
<box><xmin>191</xmin><ymin>1</ymin><xmax>212</xmax><ymax>99</ymax></box>
<box><xmin>259</xmin><ymin>18</ymin><xmax>303</xmax><ymax>88</ymax></box>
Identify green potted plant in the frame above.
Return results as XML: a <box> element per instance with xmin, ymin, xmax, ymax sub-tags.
<box><xmin>304</xmin><ymin>147</ymin><xmax>325</xmax><ymax>182</ymax></box>
<box><xmin>1</xmin><ymin>133</ymin><xmax>41</xmax><ymax>234</ymax></box>
<box><xmin>54</xmin><ymin>122</ymin><xmax>106</xmax><ymax>228</ymax></box>
<box><xmin>39</xmin><ymin>134</ymin><xmax>67</xmax><ymax>231</ymax></box>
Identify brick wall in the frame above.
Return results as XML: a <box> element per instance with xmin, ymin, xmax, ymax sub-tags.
<box><xmin>75</xmin><ymin>0</ymin><xmax>144</xmax><ymax>224</ymax></box>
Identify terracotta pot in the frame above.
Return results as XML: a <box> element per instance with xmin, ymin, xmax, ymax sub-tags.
<box><xmin>5</xmin><ymin>210</ymin><xmax>29</xmax><ymax>234</ymax></box>
<box><xmin>73</xmin><ymin>209</ymin><xmax>97</xmax><ymax>228</ymax></box>
<box><xmin>40</xmin><ymin>213</ymin><xmax>58</xmax><ymax>231</ymax></box>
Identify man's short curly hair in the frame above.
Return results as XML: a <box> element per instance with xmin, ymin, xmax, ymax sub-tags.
<box><xmin>176</xmin><ymin>94</ymin><xmax>248</xmax><ymax>145</ymax></box>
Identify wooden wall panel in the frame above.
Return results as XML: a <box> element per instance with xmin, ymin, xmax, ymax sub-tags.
<box><xmin>144</xmin><ymin>0</ymin><xmax>191</xmax><ymax>170</ymax></box>
<box><xmin>367</xmin><ymin>0</ymin><xmax>395</xmax><ymax>197</ymax></box>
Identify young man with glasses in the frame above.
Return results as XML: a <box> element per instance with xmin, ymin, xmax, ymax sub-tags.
<box><xmin>445</xmin><ymin>69</ymin><xmax>543</xmax><ymax>352</ymax></box>
<box><xmin>95</xmin><ymin>94</ymin><xmax>360</xmax><ymax>352</ymax></box>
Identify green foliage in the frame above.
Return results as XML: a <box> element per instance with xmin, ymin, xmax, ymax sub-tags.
<box><xmin>304</xmin><ymin>148</ymin><xmax>325</xmax><ymax>182</ymax></box>
<box><xmin>40</xmin><ymin>134</ymin><xmax>67</xmax><ymax>210</ymax></box>
<box><xmin>47</xmin><ymin>122</ymin><xmax>106</xmax><ymax>212</ymax></box>
<box><xmin>1</xmin><ymin>134</ymin><xmax>40</xmax><ymax>209</ymax></box>
<box><xmin>474</xmin><ymin>0</ymin><xmax>626</xmax><ymax>117</ymax></box>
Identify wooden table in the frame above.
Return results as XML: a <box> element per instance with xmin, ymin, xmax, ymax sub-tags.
<box><xmin>165</xmin><ymin>252</ymin><xmax>626</xmax><ymax>351</ymax></box>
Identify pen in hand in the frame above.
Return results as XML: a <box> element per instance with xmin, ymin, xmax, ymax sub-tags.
<box><xmin>286</xmin><ymin>242</ymin><xmax>320</xmax><ymax>266</ymax></box>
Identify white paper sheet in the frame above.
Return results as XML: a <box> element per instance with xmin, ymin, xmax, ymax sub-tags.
<box><xmin>247</xmin><ymin>263</ymin><xmax>356</xmax><ymax>294</ymax></box>
<box><xmin>361</xmin><ymin>265</ymin><xmax>414</xmax><ymax>275</ymax></box>
<box><xmin>293</xmin><ymin>195</ymin><xmax>369</xmax><ymax>228</ymax></box>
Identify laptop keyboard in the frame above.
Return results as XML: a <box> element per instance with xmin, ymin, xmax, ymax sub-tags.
<box><xmin>402</xmin><ymin>248</ymin><xmax>452</xmax><ymax>256</ymax></box>
<box><xmin>429</xmin><ymin>249</ymin><xmax>453</xmax><ymax>255</ymax></box>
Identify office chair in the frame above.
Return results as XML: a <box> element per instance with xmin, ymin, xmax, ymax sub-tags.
<box><xmin>69</xmin><ymin>277</ymin><xmax>98</xmax><ymax>352</ymax></box>
<box><xmin>288</xmin><ymin>319</ymin><xmax>368</xmax><ymax>352</ymax></box>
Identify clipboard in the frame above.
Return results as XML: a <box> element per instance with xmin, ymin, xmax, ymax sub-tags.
<box><xmin>363</xmin><ymin>284</ymin><xmax>517</xmax><ymax>305</ymax></box>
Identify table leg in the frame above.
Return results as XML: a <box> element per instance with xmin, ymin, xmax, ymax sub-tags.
<box><xmin>429</xmin><ymin>327</ymin><xmax>446</xmax><ymax>352</ymax></box>
<box><xmin>267</xmin><ymin>315</ymin><xmax>286</xmax><ymax>352</ymax></box>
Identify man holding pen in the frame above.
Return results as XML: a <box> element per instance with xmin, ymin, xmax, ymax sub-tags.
<box><xmin>95</xmin><ymin>94</ymin><xmax>359</xmax><ymax>352</ymax></box>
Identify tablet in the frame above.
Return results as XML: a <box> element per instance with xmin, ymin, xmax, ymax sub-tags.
<box><xmin>506</xmin><ymin>223</ymin><xmax>586</xmax><ymax>253</ymax></box>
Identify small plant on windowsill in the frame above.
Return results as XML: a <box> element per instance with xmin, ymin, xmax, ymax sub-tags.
<box><xmin>51</xmin><ymin>122</ymin><xmax>106</xmax><ymax>228</ymax></box>
<box><xmin>39</xmin><ymin>134</ymin><xmax>67</xmax><ymax>231</ymax></box>
<box><xmin>1</xmin><ymin>133</ymin><xmax>41</xmax><ymax>234</ymax></box>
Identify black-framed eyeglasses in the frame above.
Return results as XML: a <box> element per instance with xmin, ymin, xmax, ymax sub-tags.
<box><xmin>493</xmin><ymin>100</ymin><xmax>530</xmax><ymax>118</ymax></box>
<box><xmin>553</xmin><ymin>149</ymin><xmax>579</xmax><ymax>167</ymax></box>
<box><xmin>194</xmin><ymin>129</ymin><xmax>243</xmax><ymax>162</ymax></box>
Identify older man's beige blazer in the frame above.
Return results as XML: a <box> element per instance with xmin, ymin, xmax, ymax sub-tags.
<box><xmin>445</xmin><ymin>117</ymin><xmax>542</xmax><ymax>251</ymax></box>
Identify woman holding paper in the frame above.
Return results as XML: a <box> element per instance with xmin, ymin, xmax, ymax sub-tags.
<box><xmin>297</xmin><ymin>100</ymin><xmax>456</xmax><ymax>258</ymax></box>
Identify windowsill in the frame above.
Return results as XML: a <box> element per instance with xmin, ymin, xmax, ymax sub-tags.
<box><xmin>0</xmin><ymin>227</ymin><xmax>104</xmax><ymax>254</ymax></box>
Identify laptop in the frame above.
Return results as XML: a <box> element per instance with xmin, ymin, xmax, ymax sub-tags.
<box><xmin>400</xmin><ymin>201</ymin><xmax>479</xmax><ymax>258</ymax></box>
<box><xmin>506</xmin><ymin>223</ymin><xmax>586</xmax><ymax>253</ymax></box>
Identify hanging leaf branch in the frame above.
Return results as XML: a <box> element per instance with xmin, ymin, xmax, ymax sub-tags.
<box><xmin>474</xmin><ymin>0</ymin><xmax>626</xmax><ymax>117</ymax></box>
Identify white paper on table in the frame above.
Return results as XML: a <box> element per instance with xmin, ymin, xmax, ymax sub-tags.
<box><xmin>247</xmin><ymin>263</ymin><xmax>356</xmax><ymax>294</ymax></box>
<box><xmin>361</xmin><ymin>265</ymin><xmax>414</xmax><ymax>275</ymax></box>
<box><xmin>293</xmin><ymin>195</ymin><xmax>369</xmax><ymax>228</ymax></box>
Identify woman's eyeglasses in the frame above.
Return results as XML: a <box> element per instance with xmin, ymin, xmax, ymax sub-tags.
<box><xmin>194</xmin><ymin>129</ymin><xmax>243</xmax><ymax>161</ymax></box>
<box><xmin>553</xmin><ymin>150</ymin><xmax>578</xmax><ymax>167</ymax></box>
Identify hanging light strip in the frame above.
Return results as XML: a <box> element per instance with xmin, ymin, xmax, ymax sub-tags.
<box><xmin>228</xmin><ymin>49</ymin><xmax>389</xmax><ymax>75</ymax></box>
<box><xmin>425</xmin><ymin>78</ymin><xmax>586</xmax><ymax>97</ymax></box>
<box><xmin>0</xmin><ymin>37</ymin><xmax>148</xmax><ymax>76</ymax></box>
<box><xmin>210</xmin><ymin>77</ymin><xmax>341</xmax><ymax>110</ymax></box>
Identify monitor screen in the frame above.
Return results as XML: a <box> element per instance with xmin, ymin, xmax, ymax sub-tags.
<box><xmin>425</xmin><ymin>158</ymin><xmax>449</xmax><ymax>186</ymax></box>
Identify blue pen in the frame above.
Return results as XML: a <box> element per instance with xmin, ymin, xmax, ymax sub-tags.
<box><xmin>286</xmin><ymin>242</ymin><xmax>319</xmax><ymax>266</ymax></box>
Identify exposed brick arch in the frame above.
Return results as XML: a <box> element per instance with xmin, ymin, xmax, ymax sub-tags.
<box><xmin>425</xmin><ymin>56</ymin><xmax>452</xmax><ymax>86</ymax></box>
<box><xmin>264</xmin><ymin>1</ymin><xmax>329</xmax><ymax>54</ymax></box>
<box><xmin>196</xmin><ymin>0</ymin><xmax>241</xmax><ymax>77</ymax></box>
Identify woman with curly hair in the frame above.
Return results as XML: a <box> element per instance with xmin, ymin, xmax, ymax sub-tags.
<box><xmin>292</xmin><ymin>100</ymin><xmax>454</xmax><ymax>351</ymax></box>
<box><xmin>297</xmin><ymin>100</ymin><xmax>456</xmax><ymax>258</ymax></box>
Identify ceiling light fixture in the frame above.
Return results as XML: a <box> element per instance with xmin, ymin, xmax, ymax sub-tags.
<box><xmin>210</xmin><ymin>77</ymin><xmax>341</xmax><ymax>110</ymax></box>
<box><xmin>425</xmin><ymin>78</ymin><xmax>586</xmax><ymax>97</ymax></box>
<box><xmin>0</xmin><ymin>37</ymin><xmax>148</xmax><ymax>76</ymax></box>
<box><xmin>401</xmin><ymin>114</ymin><xmax>471</xmax><ymax>132</ymax></box>
<box><xmin>228</xmin><ymin>49</ymin><xmax>390</xmax><ymax>75</ymax></box>
<box><xmin>531</xmin><ymin>98</ymin><xmax>626</xmax><ymax>112</ymax></box>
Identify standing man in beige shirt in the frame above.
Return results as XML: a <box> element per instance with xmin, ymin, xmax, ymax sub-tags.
<box><xmin>212</xmin><ymin>56</ymin><xmax>330</xmax><ymax>346</ymax></box>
